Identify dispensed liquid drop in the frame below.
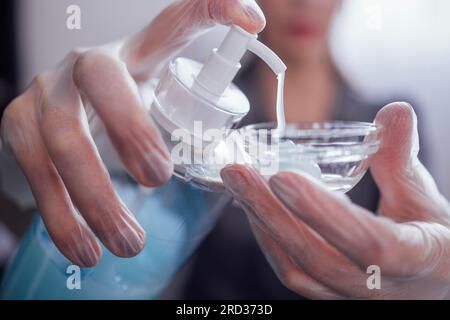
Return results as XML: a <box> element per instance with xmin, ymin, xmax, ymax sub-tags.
<box><xmin>273</xmin><ymin>72</ymin><xmax>321</xmax><ymax>179</ymax></box>
<box><xmin>276</xmin><ymin>72</ymin><xmax>286</xmax><ymax>133</ymax></box>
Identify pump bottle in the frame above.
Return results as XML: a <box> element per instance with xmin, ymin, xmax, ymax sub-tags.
<box><xmin>0</xmin><ymin>26</ymin><xmax>286</xmax><ymax>299</ymax></box>
<box><xmin>151</xmin><ymin>26</ymin><xmax>286</xmax><ymax>189</ymax></box>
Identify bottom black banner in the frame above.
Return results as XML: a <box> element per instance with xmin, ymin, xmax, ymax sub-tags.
<box><xmin>0</xmin><ymin>300</ymin><xmax>446</xmax><ymax>318</ymax></box>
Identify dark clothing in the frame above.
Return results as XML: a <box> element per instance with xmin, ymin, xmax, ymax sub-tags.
<box><xmin>181</xmin><ymin>62</ymin><xmax>383</xmax><ymax>299</ymax></box>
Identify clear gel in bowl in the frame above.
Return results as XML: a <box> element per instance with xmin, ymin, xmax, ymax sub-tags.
<box><xmin>179</xmin><ymin>121</ymin><xmax>381</xmax><ymax>193</ymax></box>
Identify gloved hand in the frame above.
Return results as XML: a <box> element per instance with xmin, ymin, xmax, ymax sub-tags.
<box><xmin>221</xmin><ymin>103</ymin><xmax>450</xmax><ymax>299</ymax></box>
<box><xmin>0</xmin><ymin>0</ymin><xmax>265</xmax><ymax>268</ymax></box>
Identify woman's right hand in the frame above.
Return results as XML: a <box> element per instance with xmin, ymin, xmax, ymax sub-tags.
<box><xmin>0</xmin><ymin>0</ymin><xmax>265</xmax><ymax>267</ymax></box>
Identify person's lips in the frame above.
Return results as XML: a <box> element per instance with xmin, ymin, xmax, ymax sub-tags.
<box><xmin>287</xmin><ymin>22</ymin><xmax>321</xmax><ymax>37</ymax></box>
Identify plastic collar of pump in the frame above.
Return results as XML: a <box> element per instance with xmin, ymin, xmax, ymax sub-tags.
<box><xmin>151</xmin><ymin>57</ymin><xmax>250</xmax><ymax>136</ymax></box>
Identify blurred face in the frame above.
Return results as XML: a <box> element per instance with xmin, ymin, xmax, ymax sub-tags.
<box><xmin>258</xmin><ymin>0</ymin><xmax>340</xmax><ymax>61</ymax></box>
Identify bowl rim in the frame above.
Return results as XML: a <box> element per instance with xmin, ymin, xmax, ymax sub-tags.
<box><xmin>239</xmin><ymin>121</ymin><xmax>381</xmax><ymax>139</ymax></box>
<box><xmin>236</xmin><ymin>121</ymin><xmax>381</xmax><ymax>160</ymax></box>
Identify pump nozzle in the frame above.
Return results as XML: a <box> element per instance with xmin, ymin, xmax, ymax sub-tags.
<box><xmin>247</xmin><ymin>39</ymin><xmax>287</xmax><ymax>75</ymax></box>
<box><xmin>193</xmin><ymin>25</ymin><xmax>287</xmax><ymax>102</ymax></box>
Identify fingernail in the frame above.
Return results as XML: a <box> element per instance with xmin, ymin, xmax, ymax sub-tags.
<box><xmin>79</xmin><ymin>238</ymin><xmax>102</xmax><ymax>267</ymax></box>
<box><xmin>110</xmin><ymin>226</ymin><xmax>146</xmax><ymax>257</ymax></box>
<box><xmin>105</xmin><ymin>209</ymin><xmax>147</xmax><ymax>257</ymax></box>
<box><xmin>220</xmin><ymin>165</ymin><xmax>248</xmax><ymax>194</ymax></box>
<box><xmin>269</xmin><ymin>174</ymin><xmax>302</xmax><ymax>208</ymax></box>
<box><xmin>62</xmin><ymin>231</ymin><xmax>101</xmax><ymax>268</ymax></box>
<box><xmin>144</xmin><ymin>149</ymin><xmax>173</xmax><ymax>186</ymax></box>
<box><xmin>244</xmin><ymin>2</ymin><xmax>266</xmax><ymax>30</ymax></box>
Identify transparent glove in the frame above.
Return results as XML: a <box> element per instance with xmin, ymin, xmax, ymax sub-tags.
<box><xmin>220</xmin><ymin>103</ymin><xmax>450</xmax><ymax>299</ymax></box>
<box><xmin>0</xmin><ymin>0</ymin><xmax>265</xmax><ymax>268</ymax></box>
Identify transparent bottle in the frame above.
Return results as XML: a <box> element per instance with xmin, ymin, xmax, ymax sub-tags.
<box><xmin>0</xmin><ymin>175</ymin><xmax>229</xmax><ymax>299</ymax></box>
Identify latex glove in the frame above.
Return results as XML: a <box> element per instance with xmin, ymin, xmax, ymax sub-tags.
<box><xmin>0</xmin><ymin>0</ymin><xmax>265</xmax><ymax>268</ymax></box>
<box><xmin>221</xmin><ymin>103</ymin><xmax>450</xmax><ymax>299</ymax></box>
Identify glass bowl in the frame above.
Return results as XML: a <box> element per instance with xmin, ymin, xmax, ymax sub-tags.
<box><xmin>177</xmin><ymin>121</ymin><xmax>381</xmax><ymax>193</ymax></box>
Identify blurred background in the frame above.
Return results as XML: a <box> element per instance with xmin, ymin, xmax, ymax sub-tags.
<box><xmin>1</xmin><ymin>0</ymin><xmax>450</xmax><ymax>298</ymax></box>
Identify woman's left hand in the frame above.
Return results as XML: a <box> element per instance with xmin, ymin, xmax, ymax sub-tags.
<box><xmin>220</xmin><ymin>102</ymin><xmax>450</xmax><ymax>299</ymax></box>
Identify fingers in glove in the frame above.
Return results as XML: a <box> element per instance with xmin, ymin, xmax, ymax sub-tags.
<box><xmin>249</xmin><ymin>216</ymin><xmax>344</xmax><ymax>299</ymax></box>
<box><xmin>37</xmin><ymin>56</ymin><xmax>146</xmax><ymax>258</ymax></box>
<box><xmin>221</xmin><ymin>164</ymin><xmax>382</xmax><ymax>298</ymax></box>
<box><xmin>73</xmin><ymin>50</ymin><xmax>173</xmax><ymax>187</ymax></box>
<box><xmin>269</xmin><ymin>171</ymin><xmax>447</xmax><ymax>278</ymax></box>
<box><xmin>1</xmin><ymin>87</ymin><xmax>102</xmax><ymax>267</ymax></box>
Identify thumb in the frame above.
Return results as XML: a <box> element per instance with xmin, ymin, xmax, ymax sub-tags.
<box><xmin>372</xmin><ymin>102</ymin><xmax>419</xmax><ymax>177</ymax></box>
<box><xmin>371</xmin><ymin>102</ymin><xmax>449</xmax><ymax>222</ymax></box>
<box><xmin>208</xmin><ymin>0</ymin><xmax>266</xmax><ymax>34</ymax></box>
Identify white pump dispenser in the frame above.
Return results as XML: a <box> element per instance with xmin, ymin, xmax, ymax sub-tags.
<box><xmin>192</xmin><ymin>25</ymin><xmax>287</xmax><ymax>102</ymax></box>
<box><xmin>151</xmin><ymin>25</ymin><xmax>286</xmax><ymax>137</ymax></box>
<box><xmin>150</xmin><ymin>25</ymin><xmax>287</xmax><ymax>185</ymax></box>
